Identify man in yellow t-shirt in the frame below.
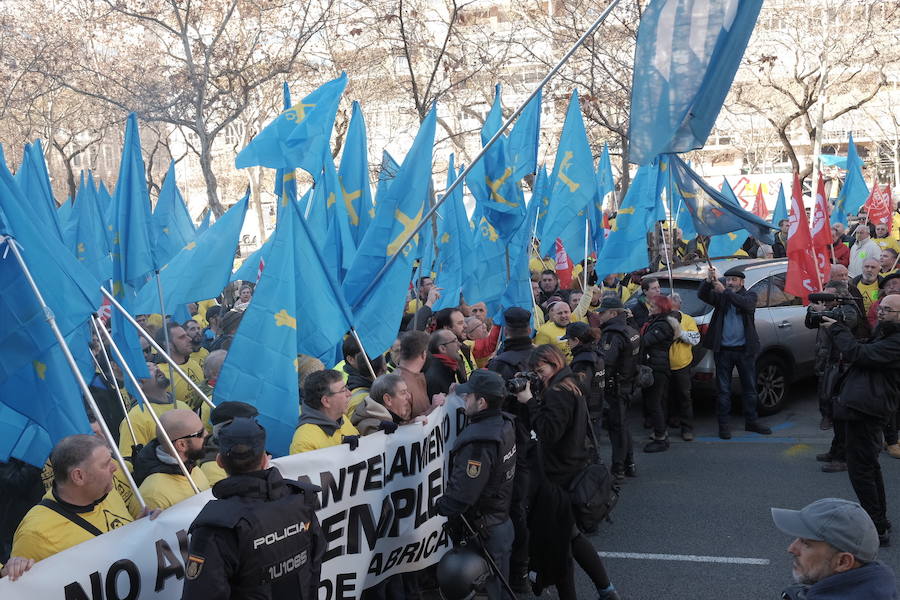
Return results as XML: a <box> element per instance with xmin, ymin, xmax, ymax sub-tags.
<box><xmin>290</xmin><ymin>370</ymin><xmax>359</xmax><ymax>454</ymax></box>
<box><xmin>11</xmin><ymin>434</ymin><xmax>157</xmax><ymax>565</ymax></box>
<box><xmin>157</xmin><ymin>322</ymin><xmax>206</xmax><ymax>409</ymax></box>
<box><xmin>136</xmin><ymin>409</ymin><xmax>210</xmax><ymax>510</ymax></box>
<box><xmin>669</xmin><ymin>293</ymin><xmax>701</xmax><ymax>441</ymax></box>
<box><xmin>534</xmin><ymin>300</ymin><xmax>574</xmax><ymax>360</ymax></box>
<box><xmin>873</xmin><ymin>223</ymin><xmax>900</xmax><ymax>254</ymax></box>
<box><xmin>852</xmin><ymin>258</ymin><xmax>883</xmax><ymax>315</ymax></box>
<box><xmin>118</xmin><ymin>362</ymin><xmax>192</xmax><ymax>459</ymax></box>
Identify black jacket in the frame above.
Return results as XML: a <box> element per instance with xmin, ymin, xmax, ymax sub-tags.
<box><xmin>133</xmin><ymin>439</ymin><xmax>185</xmax><ymax>486</ymax></box>
<box><xmin>424</xmin><ymin>354</ymin><xmax>464</xmax><ymax>398</ymax></box>
<box><xmin>343</xmin><ymin>363</ymin><xmax>372</xmax><ymax>392</ymax></box>
<box><xmin>830</xmin><ymin>320</ymin><xmax>900</xmax><ymax>421</ymax></box>
<box><xmin>640</xmin><ymin>313</ymin><xmax>676</xmax><ymax>373</ymax></box>
<box><xmin>624</xmin><ymin>293</ymin><xmax>650</xmax><ymax>329</ymax></box>
<box><xmin>599</xmin><ymin>314</ymin><xmax>640</xmax><ymax>394</ymax></box>
<box><xmin>570</xmin><ymin>342</ymin><xmax>604</xmax><ymax>413</ymax></box>
<box><xmin>182</xmin><ymin>468</ymin><xmax>324</xmax><ymax>600</ymax></box>
<box><xmin>436</xmin><ymin>409</ymin><xmax>516</xmax><ymax>528</ymax></box>
<box><xmin>527</xmin><ymin>367</ymin><xmax>588</xmax><ymax>488</ymax></box>
<box><xmin>698</xmin><ymin>280</ymin><xmax>760</xmax><ymax>354</ymax></box>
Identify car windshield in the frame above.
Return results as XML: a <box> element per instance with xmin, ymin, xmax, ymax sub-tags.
<box><xmin>664</xmin><ymin>279</ymin><xmax>713</xmax><ymax>318</ymax></box>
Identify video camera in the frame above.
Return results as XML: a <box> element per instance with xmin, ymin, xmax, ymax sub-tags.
<box><xmin>807</xmin><ymin>292</ymin><xmax>853</xmax><ymax>327</ymax></box>
<box><xmin>506</xmin><ymin>371</ymin><xmax>542</xmax><ymax>394</ymax></box>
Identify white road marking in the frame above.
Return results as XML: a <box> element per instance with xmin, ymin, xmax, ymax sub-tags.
<box><xmin>599</xmin><ymin>551</ymin><xmax>770</xmax><ymax>565</ymax></box>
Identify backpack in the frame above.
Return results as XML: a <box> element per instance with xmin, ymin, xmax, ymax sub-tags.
<box><xmin>567</xmin><ymin>395</ymin><xmax>620</xmax><ymax>533</ymax></box>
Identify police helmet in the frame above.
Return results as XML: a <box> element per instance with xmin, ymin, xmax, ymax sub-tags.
<box><xmin>437</xmin><ymin>547</ymin><xmax>491</xmax><ymax>600</ymax></box>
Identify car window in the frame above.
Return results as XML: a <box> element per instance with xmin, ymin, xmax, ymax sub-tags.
<box><xmin>748</xmin><ymin>277</ymin><xmax>770</xmax><ymax>308</ymax></box>
<box><xmin>668</xmin><ymin>280</ymin><xmax>713</xmax><ymax>318</ymax></box>
<box><xmin>769</xmin><ymin>273</ymin><xmax>801</xmax><ymax>307</ymax></box>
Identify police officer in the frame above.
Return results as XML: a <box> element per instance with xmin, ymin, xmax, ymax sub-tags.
<box><xmin>594</xmin><ymin>296</ymin><xmax>640</xmax><ymax>480</ymax></box>
<box><xmin>487</xmin><ymin>306</ymin><xmax>534</xmax><ymax>592</ymax></box>
<box><xmin>564</xmin><ymin>321</ymin><xmax>605</xmax><ymax>440</ymax></box>
<box><xmin>436</xmin><ymin>370</ymin><xmax>516</xmax><ymax>600</ymax></box>
<box><xmin>181</xmin><ymin>418</ymin><xmax>324</xmax><ymax>600</ymax></box>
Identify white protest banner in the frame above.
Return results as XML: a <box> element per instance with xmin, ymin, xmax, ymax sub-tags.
<box><xmin>0</xmin><ymin>398</ymin><xmax>467</xmax><ymax>600</ymax></box>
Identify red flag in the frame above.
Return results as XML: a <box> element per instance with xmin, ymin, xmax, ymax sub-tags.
<box><xmin>785</xmin><ymin>173</ymin><xmax>821</xmax><ymax>302</ymax></box>
<box><xmin>752</xmin><ymin>186</ymin><xmax>767</xmax><ymax>219</ymax></box>
<box><xmin>555</xmin><ymin>238</ymin><xmax>573</xmax><ymax>289</ymax></box>
<box><xmin>864</xmin><ymin>179</ymin><xmax>892</xmax><ymax>229</ymax></box>
<box><xmin>811</xmin><ymin>174</ymin><xmax>832</xmax><ymax>273</ymax></box>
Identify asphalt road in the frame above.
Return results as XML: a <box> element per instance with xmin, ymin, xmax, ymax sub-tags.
<box><xmin>553</xmin><ymin>378</ymin><xmax>900</xmax><ymax>600</ymax></box>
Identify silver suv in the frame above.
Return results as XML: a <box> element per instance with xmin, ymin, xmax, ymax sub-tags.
<box><xmin>647</xmin><ymin>258</ymin><xmax>817</xmax><ymax>415</ymax></box>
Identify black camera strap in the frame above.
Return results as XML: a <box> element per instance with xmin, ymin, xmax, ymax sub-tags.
<box><xmin>38</xmin><ymin>499</ymin><xmax>104</xmax><ymax>537</ymax></box>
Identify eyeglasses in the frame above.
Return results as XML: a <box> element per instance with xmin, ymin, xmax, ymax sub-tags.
<box><xmin>174</xmin><ymin>428</ymin><xmax>206</xmax><ymax>442</ymax></box>
<box><xmin>325</xmin><ymin>385</ymin><xmax>350</xmax><ymax>396</ymax></box>
<box><xmin>877</xmin><ymin>306</ymin><xmax>900</xmax><ymax>314</ymax></box>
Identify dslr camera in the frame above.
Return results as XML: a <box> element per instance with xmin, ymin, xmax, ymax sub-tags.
<box><xmin>807</xmin><ymin>292</ymin><xmax>851</xmax><ymax>327</ymax></box>
<box><xmin>507</xmin><ymin>371</ymin><xmax>542</xmax><ymax>394</ymax></box>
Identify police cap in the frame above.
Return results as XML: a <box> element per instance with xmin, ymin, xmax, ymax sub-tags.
<box><xmin>455</xmin><ymin>369</ymin><xmax>506</xmax><ymax>400</ymax></box>
<box><xmin>503</xmin><ymin>306</ymin><xmax>531</xmax><ymax>328</ymax></box>
<box><xmin>218</xmin><ymin>417</ymin><xmax>266</xmax><ymax>459</ymax></box>
<box><xmin>210</xmin><ymin>401</ymin><xmax>259</xmax><ymax>426</ymax></box>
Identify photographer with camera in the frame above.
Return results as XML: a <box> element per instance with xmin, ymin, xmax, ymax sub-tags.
<box><xmin>436</xmin><ymin>370</ymin><xmax>516</xmax><ymax>600</ymax></box>
<box><xmin>819</xmin><ymin>293</ymin><xmax>900</xmax><ymax>547</ymax></box>
<box><xmin>514</xmin><ymin>345</ymin><xmax>620</xmax><ymax>600</ymax></box>
<box><xmin>805</xmin><ymin>281</ymin><xmax>862</xmax><ymax>474</ymax></box>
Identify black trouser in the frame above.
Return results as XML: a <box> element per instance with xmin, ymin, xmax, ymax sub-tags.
<box><xmin>606</xmin><ymin>387</ymin><xmax>633</xmax><ymax>468</ymax></box>
<box><xmin>644</xmin><ymin>368</ymin><xmax>670</xmax><ymax>438</ymax></box>
<box><xmin>555</xmin><ymin>526</ymin><xmax>611</xmax><ymax>600</ymax></box>
<box><xmin>845</xmin><ymin>418</ymin><xmax>890</xmax><ymax>534</ymax></box>
<box><xmin>828</xmin><ymin>418</ymin><xmax>846</xmax><ymax>461</ymax></box>
<box><xmin>667</xmin><ymin>366</ymin><xmax>693</xmax><ymax>431</ymax></box>
<box><xmin>482</xmin><ymin>519</ymin><xmax>514</xmax><ymax>600</ymax></box>
<box><xmin>509</xmin><ymin>456</ymin><xmax>531</xmax><ymax>580</ymax></box>
<box><xmin>883</xmin><ymin>409</ymin><xmax>899</xmax><ymax>446</ymax></box>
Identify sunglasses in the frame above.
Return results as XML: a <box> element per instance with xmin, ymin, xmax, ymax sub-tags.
<box><xmin>174</xmin><ymin>428</ymin><xmax>206</xmax><ymax>442</ymax></box>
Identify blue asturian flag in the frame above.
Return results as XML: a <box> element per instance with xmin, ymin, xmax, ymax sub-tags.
<box><xmin>669</xmin><ymin>154</ymin><xmax>776</xmax><ymax>243</ymax></box>
<box><xmin>594</xmin><ymin>162</ymin><xmax>660</xmax><ymax>280</ymax></box>
<box><xmin>432</xmin><ymin>155</ymin><xmax>470</xmax><ymax>312</ymax></box>
<box><xmin>832</xmin><ymin>133</ymin><xmax>869</xmax><ymax>226</ymax></box>
<box><xmin>771</xmin><ymin>182</ymin><xmax>788</xmax><ymax>226</ymax></box>
<box><xmin>343</xmin><ymin>106</ymin><xmax>436</xmax><ymax>356</ymax></box>
<box><xmin>629</xmin><ymin>0</ymin><xmax>764</xmax><ymax>164</ymax></box>
<box><xmin>235</xmin><ymin>73</ymin><xmax>348</xmax><ymax>178</ymax></box>
<box><xmin>132</xmin><ymin>194</ymin><xmax>249</xmax><ymax>313</ymax></box>
<box><xmin>15</xmin><ymin>141</ymin><xmax>63</xmax><ymax>243</ymax></box>
<box><xmin>111</xmin><ymin>114</ymin><xmax>156</xmax><ymax>294</ymax></box>
<box><xmin>72</xmin><ymin>171</ymin><xmax>113</xmax><ymax>283</ymax></box>
<box><xmin>152</xmin><ymin>161</ymin><xmax>196</xmax><ymax>266</ymax></box>
<box><xmin>215</xmin><ymin>197</ymin><xmax>352</xmax><ymax>456</ymax></box>
<box><xmin>541</xmin><ymin>90</ymin><xmax>597</xmax><ymax>264</ymax></box>
<box><xmin>339</xmin><ymin>101</ymin><xmax>375</xmax><ymax>245</ymax></box>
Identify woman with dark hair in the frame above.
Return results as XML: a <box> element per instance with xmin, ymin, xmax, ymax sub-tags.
<box><xmin>515</xmin><ymin>344</ymin><xmax>620</xmax><ymax>600</ymax></box>
<box><xmin>640</xmin><ymin>294</ymin><xmax>679</xmax><ymax>453</ymax></box>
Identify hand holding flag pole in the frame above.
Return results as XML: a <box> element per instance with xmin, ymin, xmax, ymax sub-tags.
<box><xmin>94</xmin><ymin>320</ymin><xmax>200</xmax><ymax>495</ymax></box>
<box><xmin>101</xmin><ymin>288</ymin><xmax>216</xmax><ymax>410</ymax></box>
<box><xmin>353</xmin><ymin>0</ymin><xmax>623</xmax><ymax>307</ymax></box>
<box><xmin>3</xmin><ymin>235</ymin><xmax>147</xmax><ymax>511</ymax></box>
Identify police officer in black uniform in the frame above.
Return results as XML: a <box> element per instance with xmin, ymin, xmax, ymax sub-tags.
<box><xmin>436</xmin><ymin>369</ymin><xmax>516</xmax><ymax>600</ymax></box>
<box><xmin>487</xmin><ymin>306</ymin><xmax>535</xmax><ymax>592</ymax></box>
<box><xmin>594</xmin><ymin>296</ymin><xmax>640</xmax><ymax>480</ymax></box>
<box><xmin>181</xmin><ymin>418</ymin><xmax>324</xmax><ymax>600</ymax></box>
<box><xmin>564</xmin><ymin>321</ymin><xmax>605</xmax><ymax>440</ymax></box>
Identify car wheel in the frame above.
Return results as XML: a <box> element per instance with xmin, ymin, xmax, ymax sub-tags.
<box><xmin>756</xmin><ymin>354</ymin><xmax>788</xmax><ymax>416</ymax></box>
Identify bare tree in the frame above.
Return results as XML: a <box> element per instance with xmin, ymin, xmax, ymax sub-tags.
<box><xmin>730</xmin><ymin>0</ymin><xmax>898</xmax><ymax>181</ymax></box>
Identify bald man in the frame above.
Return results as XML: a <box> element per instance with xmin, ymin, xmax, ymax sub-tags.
<box><xmin>822</xmin><ymin>293</ymin><xmax>900</xmax><ymax>545</ymax></box>
<box><xmin>136</xmin><ymin>409</ymin><xmax>210</xmax><ymax>510</ymax></box>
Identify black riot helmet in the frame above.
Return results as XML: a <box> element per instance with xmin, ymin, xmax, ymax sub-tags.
<box><xmin>436</xmin><ymin>547</ymin><xmax>491</xmax><ymax>600</ymax></box>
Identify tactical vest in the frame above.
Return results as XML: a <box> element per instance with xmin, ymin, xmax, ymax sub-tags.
<box><xmin>571</xmin><ymin>345</ymin><xmax>605</xmax><ymax>414</ymax></box>
<box><xmin>451</xmin><ymin>413</ymin><xmax>517</xmax><ymax>528</ymax></box>
<box><xmin>190</xmin><ymin>479</ymin><xmax>319</xmax><ymax>599</ymax></box>
<box><xmin>602</xmin><ymin>324</ymin><xmax>640</xmax><ymax>393</ymax></box>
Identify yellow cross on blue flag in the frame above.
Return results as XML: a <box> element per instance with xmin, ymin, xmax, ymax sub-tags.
<box><xmin>235</xmin><ymin>73</ymin><xmax>348</xmax><ymax>177</ymax></box>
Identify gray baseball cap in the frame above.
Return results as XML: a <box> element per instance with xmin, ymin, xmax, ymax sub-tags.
<box><xmin>771</xmin><ymin>498</ymin><xmax>879</xmax><ymax>562</ymax></box>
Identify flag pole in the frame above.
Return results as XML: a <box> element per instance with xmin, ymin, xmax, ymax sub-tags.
<box><xmin>89</xmin><ymin>316</ymin><xmax>138</xmax><ymax>446</ymax></box>
<box><xmin>350</xmin><ymin>328</ymin><xmax>377</xmax><ymax>381</ymax></box>
<box><xmin>3</xmin><ymin>236</ymin><xmax>147</xmax><ymax>511</ymax></box>
<box><xmin>154</xmin><ymin>272</ymin><xmax>177</xmax><ymax>395</ymax></box>
<box><xmin>101</xmin><ymin>288</ymin><xmax>215</xmax><ymax>410</ymax></box>
<box><xmin>352</xmin><ymin>0</ymin><xmax>623</xmax><ymax>311</ymax></box>
<box><xmin>583</xmin><ymin>218</ymin><xmax>590</xmax><ymax>292</ymax></box>
<box><xmin>659</xmin><ymin>222</ymin><xmax>675</xmax><ymax>292</ymax></box>
<box><xmin>95</xmin><ymin>321</ymin><xmax>201</xmax><ymax>494</ymax></box>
